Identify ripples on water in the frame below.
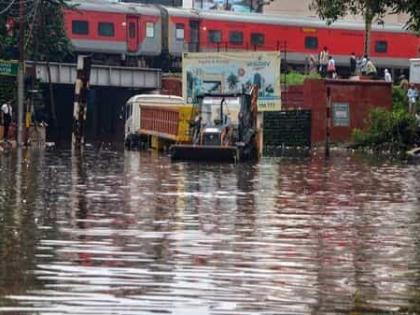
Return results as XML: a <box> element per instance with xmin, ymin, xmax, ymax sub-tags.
<box><xmin>0</xmin><ymin>148</ymin><xmax>420</xmax><ymax>314</ymax></box>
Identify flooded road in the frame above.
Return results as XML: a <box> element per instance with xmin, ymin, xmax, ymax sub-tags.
<box><xmin>1</xmin><ymin>148</ymin><xmax>420</xmax><ymax>314</ymax></box>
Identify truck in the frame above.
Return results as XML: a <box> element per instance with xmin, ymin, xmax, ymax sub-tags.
<box><xmin>124</xmin><ymin>94</ymin><xmax>191</xmax><ymax>148</ymax></box>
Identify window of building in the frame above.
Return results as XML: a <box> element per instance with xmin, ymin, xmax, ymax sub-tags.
<box><xmin>251</xmin><ymin>33</ymin><xmax>264</xmax><ymax>46</ymax></box>
<box><xmin>229</xmin><ymin>31</ymin><xmax>243</xmax><ymax>45</ymax></box>
<box><xmin>146</xmin><ymin>22</ymin><xmax>155</xmax><ymax>38</ymax></box>
<box><xmin>129</xmin><ymin>23</ymin><xmax>136</xmax><ymax>38</ymax></box>
<box><xmin>98</xmin><ymin>22</ymin><xmax>114</xmax><ymax>37</ymax></box>
<box><xmin>208</xmin><ymin>30</ymin><xmax>222</xmax><ymax>43</ymax></box>
<box><xmin>176</xmin><ymin>24</ymin><xmax>184</xmax><ymax>40</ymax></box>
<box><xmin>304</xmin><ymin>36</ymin><xmax>318</xmax><ymax>49</ymax></box>
<box><xmin>72</xmin><ymin>20</ymin><xmax>89</xmax><ymax>35</ymax></box>
<box><xmin>375</xmin><ymin>40</ymin><xmax>388</xmax><ymax>53</ymax></box>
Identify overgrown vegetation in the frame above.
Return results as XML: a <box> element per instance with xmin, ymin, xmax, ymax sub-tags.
<box><xmin>0</xmin><ymin>0</ymin><xmax>73</xmax><ymax>62</ymax></box>
<box><xmin>282</xmin><ymin>71</ymin><xmax>321</xmax><ymax>85</ymax></box>
<box><xmin>0</xmin><ymin>0</ymin><xmax>73</xmax><ymax>127</ymax></box>
<box><xmin>392</xmin><ymin>86</ymin><xmax>409</xmax><ymax>112</ymax></box>
<box><xmin>310</xmin><ymin>0</ymin><xmax>420</xmax><ymax>56</ymax></box>
<box><xmin>352</xmin><ymin>86</ymin><xmax>420</xmax><ymax>153</ymax></box>
<box><xmin>352</xmin><ymin>108</ymin><xmax>418</xmax><ymax>152</ymax></box>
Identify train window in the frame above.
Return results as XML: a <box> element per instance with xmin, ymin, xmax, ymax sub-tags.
<box><xmin>208</xmin><ymin>30</ymin><xmax>222</xmax><ymax>43</ymax></box>
<box><xmin>176</xmin><ymin>24</ymin><xmax>184</xmax><ymax>40</ymax></box>
<box><xmin>129</xmin><ymin>23</ymin><xmax>136</xmax><ymax>38</ymax></box>
<box><xmin>304</xmin><ymin>36</ymin><xmax>318</xmax><ymax>49</ymax></box>
<box><xmin>229</xmin><ymin>31</ymin><xmax>243</xmax><ymax>45</ymax></box>
<box><xmin>98</xmin><ymin>22</ymin><xmax>114</xmax><ymax>37</ymax></box>
<box><xmin>251</xmin><ymin>33</ymin><xmax>264</xmax><ymax>46</ymax></box>
<box><xmin>375</xmin><ymin>41</ymin><xmax>388</xmax><ymax>53</ymax></box>
<box><xmin>146</xmin><ymin>22</ymin><xmax>155</xmax><ymax>38</ymax></box>
<box><xmin>72</xmin><ymin>20</ymin><xmax>89</xmax><ymax>35</ymax></box>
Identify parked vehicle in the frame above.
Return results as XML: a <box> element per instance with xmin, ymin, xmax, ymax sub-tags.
<box><xmin>170</xmin><ymin>85</ymin><xmax>259</xmax><ymax>162</ymax></box>
<box><xmin>124</xmin><ymin>94</ymin><xmax>186</xmax><ymax>148</ymax></box>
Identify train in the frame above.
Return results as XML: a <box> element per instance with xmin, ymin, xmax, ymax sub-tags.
<box><xmin>64</xmin><ymin>0</ymin><xmax>419</xmax><ymax>72</ymax></box>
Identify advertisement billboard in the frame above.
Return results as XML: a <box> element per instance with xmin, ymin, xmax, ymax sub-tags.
<box><xmin>183</xmin><ymin>51</ymin><xmax>281</xmax><ymax>111</ymax></box>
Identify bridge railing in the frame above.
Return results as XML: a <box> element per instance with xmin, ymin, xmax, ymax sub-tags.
<box><xmin>25</xmin><ymin>61</ymin><xmax>162</xmax><ymax>89</ymax></box>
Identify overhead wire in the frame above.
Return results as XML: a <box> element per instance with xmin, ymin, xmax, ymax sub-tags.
<box><xmin>0</xmin><ymin>0</ymin><xmax>18</xmax><ymax>15</ymax></box>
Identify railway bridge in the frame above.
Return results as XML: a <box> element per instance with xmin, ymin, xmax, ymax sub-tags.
<box><xmin>27</xmin><ymin>61</ymin><xmax>161</xmax><ymax>89</ymax></box>
<box><xmin>25</xmin><ymin>61</ymin><xmax>162</xmax><ymax>144</ymax></box>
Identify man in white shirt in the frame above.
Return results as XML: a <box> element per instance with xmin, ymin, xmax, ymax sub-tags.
<box><xmin>1</xmin><ymin>102</ymin><xmax>12</xmax><ymax>141</ymax></box>
<box><xmin>384</xmin><ymin>69</ymin><xmax>392</xmax><ymax>82</ymax></box>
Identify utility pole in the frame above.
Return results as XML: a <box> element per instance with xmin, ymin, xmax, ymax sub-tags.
<box><xmin>72</xmin><ymin>55</ymin><xmax>91</xmax><ymax>149</ymax></box>
<box><xmin>17</xmin><ymin>0</ymin><xmax>25</xmax><ymax>146</ymax></box>
<box><xmin>325</xmin><ymin>87</ymin><xmax>331</xmax><ymax>158</ymax></box>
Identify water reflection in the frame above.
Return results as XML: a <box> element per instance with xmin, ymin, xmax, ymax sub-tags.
<box><xmin>0</xmin><ymin>150</ymin><xmax>419</xmax><ymax>314</ymax></box>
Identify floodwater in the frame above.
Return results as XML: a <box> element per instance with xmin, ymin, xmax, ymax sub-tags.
<box><xmin>0</xmin><ymin>148</ymin><xmax>420</xmax><ymax>315</ymax></box>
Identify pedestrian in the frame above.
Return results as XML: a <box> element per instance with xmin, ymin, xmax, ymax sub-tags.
<box><xmin>384</xmin><ymin>69</ymin><xmax>392</xmax><ymax>82</ymax></box>
<box><xmin>327</xmin><ymin>56</ymin><xmax>336</xmax><ymax>79</ymax></box>
<box><xmin>407</xmin><ymin>84</ymin><xmax>418</xmax><ymax>115</ymax></box>
<box><xmin>308</xmin><ymin>54</ymin><xmax>317</xmax><ymax>74</ymax></box>
<box><xmin>366</xmin><ymin>58</ymin><xmax>377</xmax><ymax>79</ymax></box>
<box><xmin>399</xmin><ymin>75</ymin><xmax>409</xmax><ymax>90</ymax></box>
<box><xmin>355</xmin><ymin>55</ymin><xmax>363</xmax><ymax>75</ymax></box>
<box><xmin>318</xmin><ymin>47</ymin><xmax>329</xmax><ymax>78</ymax></box>
<box><xmin>360</xmin><ymin>55</ymin><xmax>368</xmax><ymax>75</ymax></box>
<box><xmin>1</xmin><ymin>102</ymin><xmax>12</xmax><ymax>142</ymax></box>
<box><xmin>350</xmin><ymin>52</ymin><xmax>356</xmax><ymax>76</ymax></box>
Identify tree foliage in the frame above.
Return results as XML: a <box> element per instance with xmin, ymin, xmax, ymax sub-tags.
<box><xmin>309</xmin><ymin>0</ymin><xmax>420</xmax><ymax>55</ymax></box>
<box><xmin>310</xmin><ymin>0</ymin><xmax>420</xmax><ymax>31</ymax></box>
<box><xmin>0</xmin><ymin>0</ymin><xmax>73</xmax><ymax>62</ymax></box>
<box><xmin>352</xmin><ymin>108</ymin><xmax>419</xmax><ymax>152</ymax></box>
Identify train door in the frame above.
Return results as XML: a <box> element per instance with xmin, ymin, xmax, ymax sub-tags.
<box><xmin>189</xmin><ymin>20</ymin><xmax>200</xmax><ymax>52</ymax></box>
<box><xmin>126</xmin><ymin>16</ymin><xmax>139</xmax><ymax>53</ymax></box>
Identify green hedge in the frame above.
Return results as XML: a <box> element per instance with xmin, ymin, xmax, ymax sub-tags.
<box><xmin>281</xmin><ymin>71</ymin><xmax>321</xmax><ymax>85</ymax></box>
<box><xmin>352</xmin><ymin>108</ymin><xmax>418</xmax><ymax>152</ymax></box>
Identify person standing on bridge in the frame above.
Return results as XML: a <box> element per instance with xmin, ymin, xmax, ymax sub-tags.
<box><xmin>350</xmin><ymin>52</ymin><xmax>357</xmax><ymax>76</ymax></box>
<box><xmin>384</xmin><ymin>69</ymin><xmax>392</xmax><ymax>83</ymax></box>
<box><xmin>327</xmin><ymin>56</ymin><xmax>336</xmax><ymax>79</ymax></box>
<box><xmin>407</xmin><ymin>84</ymin><xmax>418</xmax><ymax>115</ymax></box>
<box><xmin>1</xmin><ymin>102</ymin><xmax>13</xmax><ymax>143</ymax></box>
<box><xmin>319</xmin><ymin>47</ymin><xmax>329</xmax><ymax>78</ymax></box>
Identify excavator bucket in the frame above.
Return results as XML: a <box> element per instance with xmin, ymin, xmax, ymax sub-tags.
<box><xmin>170</xmin><ymin>144</ymin><xmax>239</xmax><ymax>162</ymax></box>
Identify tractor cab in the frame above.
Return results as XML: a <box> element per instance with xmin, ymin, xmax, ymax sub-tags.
<box><xmin>192</xmin><ymin>95</ymin><xmax>238</xmax><ymax>147</ymax></box>
<box><xmin>170</xmin><ymin>86</ymin><xmax>259</xmax><ymax>162</ymax></box>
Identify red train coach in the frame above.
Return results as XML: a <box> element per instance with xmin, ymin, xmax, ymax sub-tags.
<box><xmin>193</xmin><ymin>10</ymin><xmax>419</xmax><ymax>69</ymax></box>
<box><xmin>65</xmin><ymin>1</ymin><xmax>162</xmax><ymax>65</ymax></box>
<box><xmin>64</xmin><ymin>1</ymin><xmax>420</xmax><ymax>71</ymax></box>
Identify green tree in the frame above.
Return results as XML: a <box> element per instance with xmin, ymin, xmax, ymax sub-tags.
<box><xmin>30</xmin><ymin>0</ymin><xmax>73</xmax><ymax>62</ymax></box>
<box><xmin>0</xmin><ymin>0</ymin><xmax>73</xmax><ymax>62</ymax></box>
<box><xmin>309</xmin><ymin>0</ymin><xmax>420</xmax><ymax>56</ymax></box>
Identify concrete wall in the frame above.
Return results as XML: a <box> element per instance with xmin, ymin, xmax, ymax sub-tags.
<box><xmin>282</xmin><ymin>79</ymin><xmax>393</xmax><ymax>144</ymax></box>
<box><xmin>161</xmin><ymin>76</ymin><xmax>182</xmax><ymax>97</ymax></box>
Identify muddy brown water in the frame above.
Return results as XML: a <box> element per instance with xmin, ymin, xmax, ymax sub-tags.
<box><xmin>0</xmin><ymin>148</ymin><xmax>420</xmax><ymax>314</ymax></box>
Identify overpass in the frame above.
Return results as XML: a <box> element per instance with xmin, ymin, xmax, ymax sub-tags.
<box><xmin>26</xmin><ymin>61</ymin><xmax>162</xmax><ymax>90</ymax></box>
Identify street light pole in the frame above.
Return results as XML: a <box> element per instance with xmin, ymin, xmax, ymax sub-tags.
<box><xmin>17</xmin><ymin>0</ymin><xmax>25</xmax><ymax>146</ymax></box>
